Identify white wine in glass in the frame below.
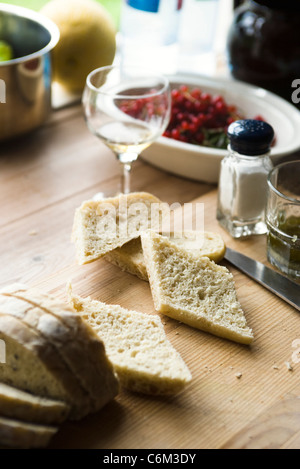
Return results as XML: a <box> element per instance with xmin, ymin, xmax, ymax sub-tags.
<box><xmin>82</xmin><ymin>65</ymin><xmax>171</xmax><ymax>196</ymax></box>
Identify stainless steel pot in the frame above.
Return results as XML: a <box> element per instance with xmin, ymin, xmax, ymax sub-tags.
<box><xmin>0</xmin><ymin>3</ymin><xmax>59</xmax><ymax>141</ymax></box>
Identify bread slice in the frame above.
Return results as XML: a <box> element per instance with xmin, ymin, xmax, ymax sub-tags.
<box><xmin>0</xmin><ymin>415</ymin><xmax>57</xmax><ymax>449</ymax></box>
<box><xmin>104</xmin><ymin>231</ymin><xmax>226</xmax><ymax>281</ymax></box>
<box><xmin>0</xmin><ymin>285</ymin><xmax>119</xmax><ymax>416</ymax></box>
<box><xmin>68</xmin><ymin>291</ymin><xmax>192</xmax><ymax>396</ymax></box>
<box><xmin>104</xmin><ymin>237</ymin><xmax>148</xmax><ymax>280</ymax></box>
<box><xmin>141</xmin><ymin>231</ymin><xmax>254</xmax><ymax>345</ymax></box>
<box><xmin>72</xmin><ymin>192</ymin><xmax>166</xmax><ymax>264</ymax></box>
<box><xmin>0</xmin><ymin>296</ymin><xmax>115</xmax><ymax>416</ymax></box>
<box><xmin>0</xmin><ymin>382</ymin><xmax>70</xmax><ymax>425</ymax></box>
<box><xmin>0</xmin><ymin>313</ymin><xmax>92</xmax><ymax>420</ymax></box>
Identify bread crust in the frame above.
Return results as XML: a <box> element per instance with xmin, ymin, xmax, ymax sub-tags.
<box><xmin>104</xmin><ymin>231</ymin><xmax>226</xmax><ymax>281</ymax></box>
<box><xmin>0</xmin><ymin>382</ymin><xmax>70</xmax><ymax>425</ymax></box>
<box><xmin>0</xmin><ymin>287</ymin><xmax>119</xmax><ymax>415</ymax></box>
<box><xmin>0</xmin><ymin>313</ymin><xmax>91</xmax><ymax>419</ymax></box>
<box><xmin>72</xmin><ymin>192</ymin><xmax>165</xmax><ymax>264</ymax></box>
<box><xmin>69</xmin><ymin>291</ymin><xmax>192</xmax><ymax>396</ymax></box>
<box><xmin>0</xmin><ymin>416</ymin><xmax>57</xmax><ymax>449</ymax></box>
<box><xmin>141</xmin><ymin>231</ymin><xmax>254</xmax><ymax>345</ymax></box>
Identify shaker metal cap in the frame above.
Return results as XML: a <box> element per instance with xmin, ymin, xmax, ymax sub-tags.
<box><xmin>228</xmin><ymin>119</ymin><xmax>275</xmax><ymax>156</ymax></box>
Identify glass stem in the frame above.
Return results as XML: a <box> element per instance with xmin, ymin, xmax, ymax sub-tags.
<box><xmin>120</xmin><ymin>162</ymin><xmax>132</xmax><ymax>194</ymax></box>
<box><xmin>118</xmin><ymin>152</ymin><xmax>138</xmax><ymax>194</ymax></box>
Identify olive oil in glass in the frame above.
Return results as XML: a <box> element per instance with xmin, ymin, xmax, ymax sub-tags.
<box><xmin>266</xmin><ymin>161</ymin><xmax>300</xmax><ymax>281</ymax></box>
<box><xmin>267</xmin><ymin>216</ymin><xmax>300</xmax><ymax>280</ymax></box>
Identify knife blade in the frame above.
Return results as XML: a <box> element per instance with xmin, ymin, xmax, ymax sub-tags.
<box><xmin>224</xmin><ymin>247</ymin><xmax>300</xmax><ymax>312</ymax></box>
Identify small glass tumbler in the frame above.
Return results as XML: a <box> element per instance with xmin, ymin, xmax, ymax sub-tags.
<box><xmin>266</xmin><ymin>160</ymin><xmax>300</xmax><ymax>281</ymax></box>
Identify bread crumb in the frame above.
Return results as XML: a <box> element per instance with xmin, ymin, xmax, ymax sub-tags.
<box><xmin>141</xmin><ymin>230</ymin><xmax>253</xmax><ymax>345</ymax></box>
<box><xmin>272</xmin><ymin>365</ymin><xmax>279</xmax><ymax>370</ymax></box>
<box><xmin>235</xmin><ymin>372</ymin><xmax>243</xmax><ymax>379</ymax></box>
<box><xmin>28</xmin><ymin>230</ymin><xmax>38</xmax><ymax>236</ymax></box>
<box><xmin>285</xmin><ymin>362</ymin><xmax>294</xmax><ymax>372</ymax></box>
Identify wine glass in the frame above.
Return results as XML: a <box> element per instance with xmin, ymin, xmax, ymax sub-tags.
<box><xmin>82</xmin><ymin>65</ymin><xmax>171</xmax><ymax>197</ymax></box>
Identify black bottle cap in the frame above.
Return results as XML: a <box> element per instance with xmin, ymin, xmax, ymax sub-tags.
<box><xmin>228</xmin><ymin>119</ymin><xmax>275</xmax><ymax>156</ymax></box>
<box><xmin>252</xmin><ymin>0</ymin><xmax>300</xmax><ymax>12</ymax></box>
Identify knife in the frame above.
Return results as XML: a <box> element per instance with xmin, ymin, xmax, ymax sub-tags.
<box><xmin>224</xmin><ymin>247</ymin><xmax>300</xmax><ymax>312</ymax></box>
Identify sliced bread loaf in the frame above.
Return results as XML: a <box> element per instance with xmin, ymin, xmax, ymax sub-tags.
<box><xmin>0</xmin><ymin>295</ymin><xmax>118</xmax><ymax>415</ymax></box>
<box><xmin>0</xmin><ymin>382</ymin><xmax>70</xmax><ymax>425</ymax></box>
<box><xmin>68</xmin><ymin>291</ymin><xmax>192</xmax><ymax>396</ymax></box>
<box><xmin>141</xmin><ymin>231</ymin><xmax>254</xmax><ymax>345</ymax></box>
<box><xmin>0</xmin><ymin>285</ymin><xmax>119</xmax><ymax>416</ymax></box>
<box><xmin>0</xmin><ymin>313</ymin><xmax>92</xmax><ymax>420</ymax></box>
<box><xmin>72</xmin><ymin>192</ymin><xmax>165</xmax><ymax>264</ymax></box>
<box><xmin>0</xmin><ymin>415</ymin><xmax>57</xmax><ymax>449</ymax></box>
<box><xmin>104</xmin><ymin>231</ymin><xmax>226</xmax><ymax>281</ymax></box>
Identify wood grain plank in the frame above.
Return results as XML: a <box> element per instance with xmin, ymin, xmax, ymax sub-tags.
<box><xmin>1</xmin><ymin>104</ymin><xmax>300</xmax><ymax>449</ymax></box>
<box><xmin>222</xmin><ymin>394</ymin><xmax>300</xmax><ymax>449</ymax></box>
<box><xmin>40</xmin><ymin>191</ymin><xmax>299</xmax><ymax>449</ymax></box>
<box><xmin>0</xmin><ymin>104</ymin><xmax>213</xmax><ymax>227</ymax></box>
<box><xmin>0</xmin><ymin>169</ymin><xmax>210</xmax><ymax>287</ymax></box>
<box><xmin>281</xmin><ymin>429</ymin><xmax>300</xmax><ymax>449</ymax></box>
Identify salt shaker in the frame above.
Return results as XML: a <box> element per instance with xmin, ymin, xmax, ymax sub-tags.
<box><xmin>217</xmin><ymin>119</ymin><xmax>274</xmax><ymax>238</ymax></box>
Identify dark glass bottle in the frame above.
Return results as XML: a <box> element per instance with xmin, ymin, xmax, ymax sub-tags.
<box><xmin>227</xmin><ymin>0</ymin><xmax>300</xmax><ymax>106</ymax></box>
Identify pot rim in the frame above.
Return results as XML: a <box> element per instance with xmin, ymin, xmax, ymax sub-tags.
<box><xmin>0</xmin><ymin>2</ymin><xmax>60</xmax><ymax>66</ymax></box>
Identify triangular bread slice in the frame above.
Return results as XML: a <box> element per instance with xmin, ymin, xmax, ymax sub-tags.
<box><xmin>68</xmin><ymin>290</ymin><xmax>192</xmax><ymax>396</ymax></box>
<box><xmin>141</xmin><ymin>231</ymin><xmax>254</xmax><ymax>345</ymax></box>
<box><xmin>104</xmin><ymin>231</ymin><xmax>226</xmax><ymax>281</ymax></box>
<box><xmin>72</xmin><ymin>192</ymin><xmax>166</xmax><ymax>264</ymax></box>
<box><xmin>0</xmin><ymin>415</ymin><xmax>57</xmax><ymax>449</ymax></box>
<box><xmin>0</xmin><ymin>313</ymin><xmax>92</xmax><ymax>420</ymax></box>
<box><xmin>0</xmin><ymin>382</ymin><xmax>70</xmax><ymax>425</ymax></box>
<box><xmin>0</xmin><ymin>285</ymin><xmax>119</xmax><ymax>416</ymax></box>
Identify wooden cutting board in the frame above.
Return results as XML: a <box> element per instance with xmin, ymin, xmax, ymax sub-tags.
<box><xmin>35</xmin><ymin>189</ymin><xmax>300</xmax><ymax>450</ymax></box>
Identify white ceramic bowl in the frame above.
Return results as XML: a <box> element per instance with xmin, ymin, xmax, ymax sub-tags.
<box><xmin>141</xmin><ymin>74</ymin><xmax>300</xmax><ymax>183</ymax></box>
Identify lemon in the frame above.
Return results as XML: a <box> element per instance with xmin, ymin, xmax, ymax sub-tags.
<box><xmin>0</xmin><ymin>40</ymin><xmax>14</xmax><ymax>62</ymax></box>
<box><xmin>41</xmin><ymin>0</ymin><xmax>116</xmax><ymax>92</ymax></box>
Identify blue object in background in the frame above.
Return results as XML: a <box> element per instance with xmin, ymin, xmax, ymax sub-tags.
<box><xmin>120</xmin><ymin>0</ymin><xmax>183</xmax><ymax>73</ymax></box>
<box><xmin>126</xmin><ymin>0</ymin><xmax>160</xmax><ymax>13</ymax></box>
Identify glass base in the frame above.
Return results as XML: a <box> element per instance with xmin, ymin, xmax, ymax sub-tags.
<box><xmin>92</xmin><ymin>184</ymin><xmax>127</xmax><ymax>200</ymax></box>
<box><xmin>267</xmin><ymin>231</ymin><xmax>300</xmax><ymax>281</ymax></box>
<box><xmin>91</xmin><ymin>170</ymin><xmax>133</xmax><ymax>201</ymax></box>
<box><xmin>268</xmin><ymin>249</ymin><xmax>300</xmax><ymax>282</ymax></box>
<box><xmin>92</xmin><ymin>190</ymin><xmax>121</xmax><ymax>201</ymax></box>
<box><xmin>217</xmin><ymin>211</ymin><xmax>267</xmax><ymax>239</ymax></box>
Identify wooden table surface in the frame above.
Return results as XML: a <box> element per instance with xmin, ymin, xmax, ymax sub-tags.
<box><xmin>1</xmin><ymin>103</ymin><xmax>300</xmax><ymax>450</ymax></box>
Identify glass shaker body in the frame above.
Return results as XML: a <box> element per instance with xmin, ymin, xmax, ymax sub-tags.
<box><xmin>217</xmin><ymin>147</ymin><xmax>273</xmax><ymax>238</ymax></box>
